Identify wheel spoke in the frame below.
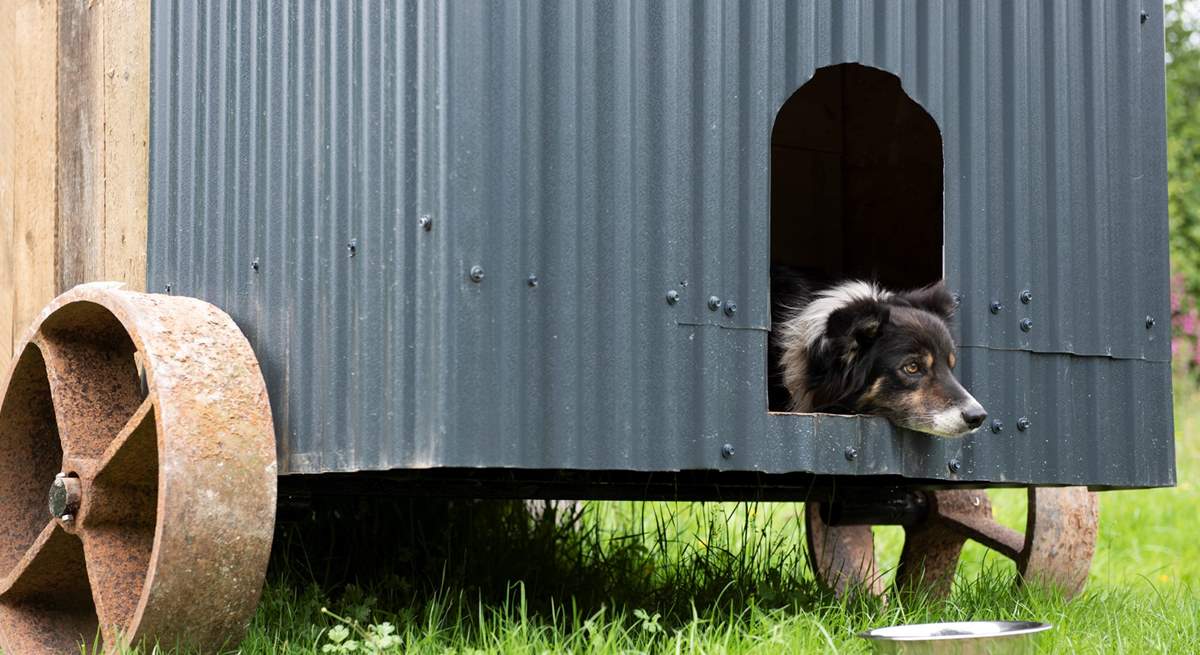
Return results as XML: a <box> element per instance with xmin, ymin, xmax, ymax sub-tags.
<box><xmin>927</xmin><ymin>490</ymin><xmax>1025</xmax><ymax>561</ymax></box>
<box><xmin>896</xmin><ymin>524</ymin><xmax>967</xmax><ymax>597</ymax></box>
<box><xmin>34</xmin><ymin>328</ymin><xmax>143</xmax><ymax>461</ymax></box>
<box><xmin>93</xmin><ymin>396</ymin><xmax>156</xmax><ymax>484</ymax></box>
<box><xmin>0</xmin><ymin>521</ymin><xmax>98</xmax><ymax>653</ymax></box>
<box><xmin>81</xmin><ymin>396</ymin><xmax>158</xmax><ymax>645</ymax></box>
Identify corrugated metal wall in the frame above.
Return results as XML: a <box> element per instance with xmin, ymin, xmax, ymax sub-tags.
<box><xmin>148</xmin><ymin>0</ymin><xmax>1174</xmax><ymax>487</ymax></box>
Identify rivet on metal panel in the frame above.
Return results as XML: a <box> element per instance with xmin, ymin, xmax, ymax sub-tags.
<box><xmin>991</xmin><ymin>419</ymin><xmax>1005</xmax><ymax>433</ymax></box>
<box><xmin>947</xmin><ymin>459</ymin><xmax>961</xmax><ymax>474</ymax></box>
<box><xmin>1140</xmin><ymin>10</ymin><xmax>1149</xmax><ymax>24</ymax></box>
<box><xmin>1020</xmin><ymin>318</ymin><xmax>1033</xmax><ymax>332</ymax></box>
<box><xmin>1017</xmin><ymin>416</ymin><xmax>1031</xmax><ymax>432</ymax></box>
<box><xmin>347</xmin><ymin>239</ymin><xmax>358</xmax><ymax>257</ymax></box>
<box><xmin>469</xmin><ymin>266</ymin><xmax>485</xmax><ymax>283</ymax></box>
<box><xmin>251</xmin><ymin>258</ymin><xmax>260</xmax><ymax>273</ymax></box>
<box><xmin>1020</xmin><ymin>290</ymin><xmax>1033</xmax><ymax>304</ymax></box>
<box><xmin>666</xmin><ymin>290</ymin><xmax>679</xmax><ymax>305</ymax></box>
<box><xmin>528</xmin><ymin>275</ymin><xmax>539</xmax><ymax>288</ymax></box>
<box><xmin>164</xmin><ymin>284</ymin><xmax>172</xmax><ymax>294</ymax></box>
<box><xmin>680</xmin><ymin>279</ymin><xmax>689</xmax><ymax>288</ymax></box>
<box><xmin>724</xmin><ymin>300</ymin><xmax>737</xmax><ymax>316</ymax></box>
<box><xmin>708</xmin><ymin>296</ymin><xmax>721</xmax><ymax>311</ymax></box>
<box><xmin>418</xmin><ymin>214</ymin><xmax>433</xmax><ymax>231</ymax></box>
<box><xmin>844</xmin><ymin>446</ymin><xmax>858</xmax><ymax>461</ymax></box>
<box><xmin>721</xmin><ymin>443</ymin><xmax>735</xmax><ymax>458</ymax></box>
<box><xmin>1146</xmin><ymin>315</ymin><xmax>1156</xmax><ymax>329</ymax></box>
<box><xmin>990</xmin><ymin>301</ymin><xmax>1003</xmax><ymax>314</ymax></box>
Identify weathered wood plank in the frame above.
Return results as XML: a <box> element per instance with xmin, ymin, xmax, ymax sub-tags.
<box><xmin>11</xmin><ymin>0</ymin><xmax>58</xmax><ymax>350</ymax></box>
<box><xmin>56</xmin><ymin>0</ymin><xmax>106</xmax><ymax>291</ymax></box>
<box><xmin>102</xmin><ymin>0</ymin><xmax>150</xmax><ymax>290</ymax></box>
<box><xmin>0</xmin><ymin>0</ymin><xmax>16</xmax><ymax>367</ymax></box>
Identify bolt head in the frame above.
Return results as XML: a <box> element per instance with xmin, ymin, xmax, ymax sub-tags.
<box><xmin>48</xmin><ymin>475</ymin><xmax>81</xmax><ymax>520</ymax></box>
<box><xmin>707</xmin><ymin>296</ymin><xmax>721</xmax><ymax>311</ymax></box>
<box><xmin>469</xmin><ymin>266</ymin><xmax>485</xmax><ymax>283</ymax></box>
<box><xmin>1140</xmin><ymin>10</ymin><xmax>1149</xmax><ymax>24</ymax></box>
<box><xmin>990</xmin><ymin>301</ymin><xmax>1004</xmax><ymax>314</ymax></box>
<box><xmin>1017</xmin><ymin>416</ymin><xmax>1031</xmax><ymax>432</ymax></box>
<box><xmin>527</xmin><ymin>275</ymin><xmax>539</xmax><ymax>288</ymax></box>
<box><xmin>844</xmin><ymin>446</ymin><xmax>858</xmax><ymax>461</ymax></box>
<box><xmin>251</xmin><ymin>258</ymin><xmax>261</xmax><ymax>272</ymax></box>
<box><xmin>721</xmin><ymin>443</ymin><xmax>735</xmax><ymax>459</ymax></box>
<box><xmin>723</xmin><ymin>300</ymin><xmax>737</xmax><ymax>316</ymax></box>
<box><xmin>1146</xmin><ymin>315</ymin><xmax>1156</xmax><ymax>329</ymax></box>
<box><xmin>666</xmin><ymin>289</ymin><xmax>679</xmax><ymax>305</ymax></box>
<box><xmin>948</xmin><ymin>459</ymin><xmax>962</xmax><ymax>474</ymax></box>
<box><xmin>1020</xmin><ymin>318</ymin><xmax>1033</xmax><ymax>332</ymax></box>
<box><xmin>418</xmin><ymin>215</ymin><xmax>433</xmax><ymax>231</ymax></box>
<box><xmin>991</xmin><ymin>419</ymin><xmax>1004</xmax><ymax>433</ymax></box>
<box><xmin>1020</xmin><ymin>290</ymin><xmax>1033</xmax><ymax>304</ymax></box>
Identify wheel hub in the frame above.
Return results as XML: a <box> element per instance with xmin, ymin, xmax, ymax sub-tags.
<box><xmin>47</xmin><ymin>473</ymin><xmax>82</xmax><ymax>522</ymax></box>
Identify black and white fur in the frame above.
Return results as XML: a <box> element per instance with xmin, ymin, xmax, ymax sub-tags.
<box><xmin>769</xmin><ymin>267</ymin><xmax>987</xmax><ymax>437</ymax></box>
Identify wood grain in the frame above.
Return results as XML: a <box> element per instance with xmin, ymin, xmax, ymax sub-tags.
<box><xmin>57</xmin><ymin>0</ymin><xmax>106</xmax><ymax>291</ymax></box>
<box><xmin>11</xmin><ymin>0</ymin><xmax>58</xmax><ymax>357</ymax></box>
<box><xmin>0</xmin><ymin>0</ymin><xmax>15</xmax><ymax>368</ymax></box>
<box><xmin>102</xmin><ymin>0</ymin><xmax>150</xmax><ymax>291</ymax></box>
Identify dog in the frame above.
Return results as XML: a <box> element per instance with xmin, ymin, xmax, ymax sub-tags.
<box><xmin>768</xmin><ymin>266</ymin><xmax>987</xmax><ymax>437</ymax></box>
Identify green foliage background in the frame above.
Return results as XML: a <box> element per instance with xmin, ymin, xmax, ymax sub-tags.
<box><xmin>1168</xmin><ymin>0</ymin><xmax>1200</xmax><ymax>292</ymax></box>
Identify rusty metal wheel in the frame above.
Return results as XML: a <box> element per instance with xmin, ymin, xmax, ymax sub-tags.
<box><xmin>806</xmin><ymin>487</ymin><xmax>1099</xmax><ymax>599</ymax></box>
<box><xmin>0</xmin><ymin>283</ymin><xmax>276</xmax><ymax>653</ymax></box>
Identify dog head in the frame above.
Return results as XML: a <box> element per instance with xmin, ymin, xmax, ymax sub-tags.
<box><xmin>804</xmin><ymin>282</ymin><xmax>987</xmax><ymax>437</ymax></box>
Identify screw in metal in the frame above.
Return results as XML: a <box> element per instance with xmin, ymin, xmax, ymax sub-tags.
<box><xmin>1020</xmin><ymin>318</ymin><xmax>1034</xmax><ymax>332</ymax></box>
<box><xmin>991</xmin><ymin>419</ymin><xmax>1005</xmax><ymax>433</ymax></box>
<box><xmin>164</xmin><ymin>284</ymin><xmax>173</xmax><ymax>294</ymax></box>
<box><xmin>1017</xmin><ymin>416</ymin><xmax>1031</xmax><ymax>432</ymax></box>
<box><xmin>679</xmin><ymin>279</ymin><xmax>689</xmax><ymax>288</ymax></box>
<box><xmin>948</xmin><ymin>458</ymin><xmax>962</xmax><ymax>474</ymax></box>
<box><xmin>1140</xmin><ymin>11</ymin><xmax>1149</xmax><ymax>24</ymax></box>
<box><xmin>844</xmin><ymin>446</ymin><xmax>858</xmax><ymax>461</ymax></box>
<box><xmin>1020</xmin><ymin>289</ymin><xmax>1033</xmax><ymax>304</ymax></box>
<box><xmin>1146</xmin><ymin>316</ymin><xmax>1156</xmax><ymax>329</ymax></box>
<box><xmin>707</xmin><ymin>296</ymin><xmax>721</xmax><ymax>311</ymax></box>
<box><xmin>251</xmin><ymin>258</ymin><xmax>260</xmax><ymax>273</ymax></box>
<box><xmin>990</xmin><ymin>301</ymin><xmax>1004</xmax><ymax>314</ymax></box>
<box><xmin>666</xmin><ymin>289</ymin><xmax>679</xmax><ymax>305</ymax></box>
<box><xmin>527</xmin><ymin>275</ymin><xmax>539</xmax><ymax>288</ymax></box>
<box><xmin>469</xmin><ymin>266</ymin><xmax>485</xmax><ymax>283</ymax></box>
<box><xmin>721</xmin><ymin>443</ymin><xmax>735</xmax><ymax>459</ymax></box>
<box><xmin>723</xmin><ymin>300</ymin><xmax>737</xmax><ymax>316</ymax></box>
<box><xmin>418</xmin><ymin>214</ymin><xmax>433</xmax><ymax>231</ymax></box>
<box><xmin>347</xmin><ymin>239</ymin><xmax>358</xmax><ymax>257</ymax></box>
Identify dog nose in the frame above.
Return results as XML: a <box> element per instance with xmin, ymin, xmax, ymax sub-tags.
<box><xmin>962</xmin><ymin>407</ymin><xmax>987</xmax><ymax>430</ymax></box>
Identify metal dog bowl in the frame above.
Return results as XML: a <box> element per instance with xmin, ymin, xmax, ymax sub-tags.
<box><xmin>859</xmin><ymin>620</ymin><xmax>1052</xmax><ymax>654</ymax></box>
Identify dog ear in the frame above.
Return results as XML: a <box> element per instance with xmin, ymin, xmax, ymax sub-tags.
<box><xmin>897</xmin><ymin>281</ymin><xmax>956</xmax><ymax>320</ymax></box>
<box><xmin>825</xmin><ymin>299</ymin><xmax>891</xmax><ymax>347</ymax></box>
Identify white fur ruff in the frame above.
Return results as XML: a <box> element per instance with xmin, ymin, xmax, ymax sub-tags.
<box><xmin>775</xmin><ymin>280</ymin><xmax>892</xmax><ymax>412</ymax></box>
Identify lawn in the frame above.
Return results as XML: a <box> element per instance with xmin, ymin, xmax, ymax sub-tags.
<box><xmin>141</xmin><ymin>387</ymin><xmax>1200</xmax><ymax>654</ymax></box>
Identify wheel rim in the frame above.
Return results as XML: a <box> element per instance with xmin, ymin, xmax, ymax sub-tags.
<box><xmin>806</xmin><ymin>487</ymin><xmax>1098</xmax><ymax>599</ymax></box>
<box><xmin>0</xmin><ymin>283</ymin><xmax>276</xmax><ymax>653</ymax></box>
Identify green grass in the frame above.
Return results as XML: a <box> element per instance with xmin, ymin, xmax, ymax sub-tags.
<box><xmin>142</xmin><ymin>387</ymin><xmax>1200</xmax><ymax>654</ymax></box>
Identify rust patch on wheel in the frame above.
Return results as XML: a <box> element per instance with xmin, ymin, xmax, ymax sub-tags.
<box><xmin>806</xmin><ymin>487</ymin><xmax>1098</xmax><ymax>600</ymax></box>
<box><xmin>0</xmin><ymin>283</ymin><xmax>277</xmax><ymax>654</ymax></box>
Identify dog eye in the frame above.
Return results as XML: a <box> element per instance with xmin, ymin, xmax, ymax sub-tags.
<box><xmin>902</xmin><ymin>361</ymin><xmax>921</xmax><ymax>375</ymax></box>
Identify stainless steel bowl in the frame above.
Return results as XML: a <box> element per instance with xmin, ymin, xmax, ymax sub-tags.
<box><xmin>859</xmin><ymin>620</ymin><xmax>1052</xmax><ymax>654</ymax></box>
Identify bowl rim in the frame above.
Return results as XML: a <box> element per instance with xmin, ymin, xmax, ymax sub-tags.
<box><xmin>859</xmin><ymin>620</ymin><xmax>1053</xmax><ymax>642</ymax></box>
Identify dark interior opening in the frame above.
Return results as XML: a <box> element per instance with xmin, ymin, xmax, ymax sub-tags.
<box><xmin>771</xmin><ymin>63</ymin><xmax>943</xmax><ymax>288</ymax></box>
<box><xmin>769</xmin><ymin>63</ymin><xmax>944</xmax><ymax>411</ymax></box>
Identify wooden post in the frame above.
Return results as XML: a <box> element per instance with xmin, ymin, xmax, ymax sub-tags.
<box><xmin>0</xmin><ymin>0</ymin><xmax>149</xmax><ymax>371</ymax></box>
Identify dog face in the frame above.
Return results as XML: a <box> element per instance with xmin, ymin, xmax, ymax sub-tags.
<box><xmin>806</xmin><ymin>283</ymin><xmax>987</xmax><ymax>437</ymax></box>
